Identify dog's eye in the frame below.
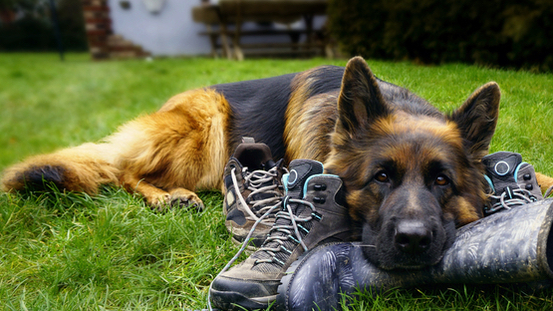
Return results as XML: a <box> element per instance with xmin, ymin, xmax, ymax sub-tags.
<box><xmin>375</xmin><ymin>171</ymin><xmax>390</xmax><ymax>183</ymax></box>
<box><xmin>435</xmin><ymin>174</ymin><xmax>450</xmax><ymax>186</ymax></box>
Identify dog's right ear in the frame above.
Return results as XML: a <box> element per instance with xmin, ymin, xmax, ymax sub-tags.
<box><xmin>449</xmin><ymin>82</ymin><xmax>500</xmax><ymax>160</ymax></box>
<box><xmin>337</xmin><ymin>57</ymin><xmax>389</xmax><ymax>137</ymax></box>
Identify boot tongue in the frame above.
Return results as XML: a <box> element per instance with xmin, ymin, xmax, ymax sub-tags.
<box><xmin>482</xmin><ymin>152</ymin><xmax>522</xmax><ymax>194</ymax></box>
<box><xmin>252</xmin><ymin>159</ymin><xmax>324</xmax><ymax>273</ymax></box>
<box><xmin>285</xmin><ymin>159</ymin><xmax>324</xmax><ymax>199</ymax></box>
<box><xmin>483</xmin><ymin>151</ymin><xmax>522</xmax><ymax>180</ymax></box>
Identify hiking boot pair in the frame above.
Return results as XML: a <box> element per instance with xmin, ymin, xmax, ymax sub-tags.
<box><xmin>211</xmin><ymin>158</ymin><xmax>357</xmax><ymax>310</ymax></box>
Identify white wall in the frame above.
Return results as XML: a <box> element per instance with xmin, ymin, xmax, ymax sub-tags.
<box><xmin>109</xmin><ymin>0</ymin><xmax>212</xmax><ymax>56</ymax></box>
<box><xmin>108</xmin><ymin>0</ymin><xmax>326</xmax><ymax>56</ymax></box>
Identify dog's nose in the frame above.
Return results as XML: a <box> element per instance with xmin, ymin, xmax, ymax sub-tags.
<box><xmin>394</xmin><ymin>221</ymin><xmax>432</xmax><ymax>254</ymax></box>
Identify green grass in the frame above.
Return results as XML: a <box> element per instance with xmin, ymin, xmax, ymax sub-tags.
<box><xmin>1</xmin><ymin>53</ymin><xmax>553</xmax><ymax>310</ymax></box>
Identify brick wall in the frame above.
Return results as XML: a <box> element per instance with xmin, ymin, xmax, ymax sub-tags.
<box><xmin>82</xmin><ymin>0</ymin><xmax>150</xmax><ymax>60</ymax></box>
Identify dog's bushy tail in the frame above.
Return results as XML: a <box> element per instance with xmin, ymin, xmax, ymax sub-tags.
<box><xmin>1</xmin><ymin>142</ymin><xmax>119</xmax><ymax>194</ymax></box>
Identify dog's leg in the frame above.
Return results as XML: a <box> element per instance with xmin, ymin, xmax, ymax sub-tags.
<box><xmin>120</xmin><ymin>172</ymin><xmax>172</xmax><ymax>209</ymax></box>
<box><xmin>119</xmin><ymin>173</ymin><xmax>204</xmax><ymax>211</ymax></box>
<box><xmin>110</xmin><ymin>89</ymin><xmax>230</xmax><ymax>209</ymax></box>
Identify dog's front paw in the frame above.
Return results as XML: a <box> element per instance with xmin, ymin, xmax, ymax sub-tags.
<box><xmin>148</xmin><ymin>192</ymin><xmax>172</xmax><ymax>212</ymax></box>
<box><xmin>169</xmin><ymin>188</ymin><xmax>205</xmax><ymax>211</ymax></box>
<box><xmin>144</xmin><ymin>188</ymin><xmax>204</xmax><ymax>212</ymax></box>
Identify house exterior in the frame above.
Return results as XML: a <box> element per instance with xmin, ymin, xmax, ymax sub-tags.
<box><xmin>83</xmin><ymin>0</ymin><xmax>327</xmax><ymax>59</ymax></box>
<box><xmin>108</xmin><ymin>0</ymin><xmax>212</xmax><ymax>56</ymax></box>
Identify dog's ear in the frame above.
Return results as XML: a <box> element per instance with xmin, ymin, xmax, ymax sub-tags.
<box><xmin>337</xmin><ymin>57</ymin><xmax>389</xmax><ymax>136</ymax></box>
<box><xmin>449</xmin><ymin>82</ymin><xmax>500</xmax><ymax>159</ymax></box>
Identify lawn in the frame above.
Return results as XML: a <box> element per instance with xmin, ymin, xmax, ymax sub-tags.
<box><xmin>1</xmin><ymin>53</ymin><xmax>553</xmax><ymax>310</ymax></box>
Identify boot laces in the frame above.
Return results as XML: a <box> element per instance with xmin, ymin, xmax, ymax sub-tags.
<box><xmin>230</xmin><ymin>166</ymin><xmax>283</xmax><ymax>225</ymax></box>
<box><xmin>487</xmin><ymin>186</ymin><xmax>537</xmax><ymax>214</ymax></box>
<box><xmin>254</xmin><ymin>196</ymin><xmax>321</xmax><ymax>266</ymax></box>
<box><xmin>207</xmin><ymin>200</ymin><xmax>281</xmax><ymax>311</ymax></box>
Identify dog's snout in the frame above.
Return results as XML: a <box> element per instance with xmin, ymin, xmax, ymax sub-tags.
<box><xmin>394</xmin><ymin>221</ymin><xmax>432</xmax><ymax>254</ymax></box>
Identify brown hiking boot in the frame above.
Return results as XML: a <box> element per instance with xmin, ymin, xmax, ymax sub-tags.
<box><xmin>223</xmin><ymin>137</ymin><xmax>286</xmax><ymax>247</ymax></box>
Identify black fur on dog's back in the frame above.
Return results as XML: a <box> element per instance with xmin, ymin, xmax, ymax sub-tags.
<box><xmin>213</xmin><ymin>66</ymin><xmax>345</xmax><ymax>160</ymax></box>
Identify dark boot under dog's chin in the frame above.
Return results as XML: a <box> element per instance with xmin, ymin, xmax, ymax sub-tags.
<box><xmin>276</xmin><ymin>198</ymin><xmax>553</xmax><ymax>311</ymax></box>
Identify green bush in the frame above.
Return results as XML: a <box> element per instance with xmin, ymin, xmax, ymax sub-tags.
<box><xmin>0</xmin><ymin>0</ymin><xmax>87</xmax><ymax>51</ymax></box>
<box><xmin>328</xmin><ymin>0</ymin><xmax>553</xmax><ymax>71</ymax></box>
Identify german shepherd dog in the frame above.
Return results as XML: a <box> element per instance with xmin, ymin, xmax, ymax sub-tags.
<box><xmin>2</xmin><ymin>57</ymin><xmax>553</xmax><ymax>270</ymax></box>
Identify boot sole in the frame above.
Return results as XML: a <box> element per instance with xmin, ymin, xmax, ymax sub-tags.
<box><xmin>210</xmin><ymin>288</ymin><xmax>277</xmax><ymax>310</ymax></box>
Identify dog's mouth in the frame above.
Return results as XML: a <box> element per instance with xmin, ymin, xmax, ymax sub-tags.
<box><xmin>364</xmin><ymin>249</ymin><xmax>445</xmax><ymax>270</ymax></box>
<box><xmin>355</xmin><ymin>244</ymin><xmax>436</xmax><ymax>270</ymax></box>
<box><xmin>387</xmin><ymin>254</ymin><xmax>446</xmax><ymax>270</ymax></box>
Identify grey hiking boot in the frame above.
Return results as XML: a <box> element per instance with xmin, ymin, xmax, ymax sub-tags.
<box><xmin>209</xmin><ymin>159</ymin><xmax>357</xmax><ymax>310</ymax></box>
<box><xmin>483</xmin><ymin>151</ymin><xmax>543</xmax><ymax>215</ymax></box>
<box><xmin>223</xmin><ymin>137</ymin><xmax>286</xmax><ymax>248</ymax></box>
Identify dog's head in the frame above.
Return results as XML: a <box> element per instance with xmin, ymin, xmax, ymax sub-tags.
<box><xmin>325</xmin><ymin>57</ymin><xmax>500</xmax><ymax>270</ymax></box>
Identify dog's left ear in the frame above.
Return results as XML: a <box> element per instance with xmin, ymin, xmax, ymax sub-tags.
<box><xmin>449</xmin><ymin>82</ymin><xmax>500</xmax><ymax>159</ymax></box>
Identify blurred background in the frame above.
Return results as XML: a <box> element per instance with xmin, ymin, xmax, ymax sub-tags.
<box><xmin>1</xmin><ymin>0</ymin><xmax>552</xmax><ymax>71</ymax></box>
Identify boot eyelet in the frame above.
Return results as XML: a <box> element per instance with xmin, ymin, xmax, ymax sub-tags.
<box><xmin>314</xmin><ymin>184</ymin><xmax>327</xmax><ymax>191</ymax></box>
<box><xmin>523</xmin><ymin>173</ymin><xmax>531</xmax><ymax>180</ymax></box>
<box><xmin>313</xmin><ymin>197</ymin><xmax>325</xmax><ymax>204</ymax></box>
<box><xmin>311</xmin><ymin>211</ymin><xmax>323</xmax><ymax>221</ymax></box>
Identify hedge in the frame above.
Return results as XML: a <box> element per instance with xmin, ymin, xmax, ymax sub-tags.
<box><xmin>0</xmin><ymin>0</ymin><xmax>87</xmax><ymax>51</ymax></box>
<box><xmin>328</xmin><ymin>0</ymin><xmax>553</xmax><ymax>72</ymax></box>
